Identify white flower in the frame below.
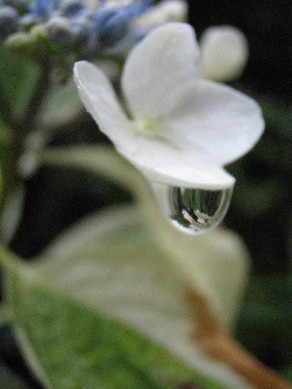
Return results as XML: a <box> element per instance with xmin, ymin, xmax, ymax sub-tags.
<box><xmin>200</xmin><ymin>25</ymin><xmax>249</xmax><ymax>82</ymax></box>
<box><xmin>73</xmin><ymin>23</ymin><xmax>264</xmax><ymax>190</ymax></box>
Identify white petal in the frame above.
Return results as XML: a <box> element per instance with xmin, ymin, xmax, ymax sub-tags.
<box><xmin>73</xmin><ymin>61</ymin><xmax>235</xmax><ymax>189</ymax></box>
<box><xmin>122</xmin><ymin>135</ymin><xmax>235</xmax><ymax>189</ymax></box>
<box><xmin>73</xmin><ymin>61</ymin><xmax>133</xmax><ymax>148</ymax></box>
<box><xmin>122</xmin><ymin>22</ymin><xmax>200</xmax><ymax>119</ymax></box>
<box><xmin>163</xmin><ymin>79</ymin><xmax>265</xmax><ymax>165</ymax></box>
<box><xmin>200</xmin><ymin>26</ymin><xmax>248</xmax><ymax>82</ymax></box>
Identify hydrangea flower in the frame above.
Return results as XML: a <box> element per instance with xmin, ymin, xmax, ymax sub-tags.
<box><xmin>0</xmin><ymin>0</ymin><xmax>155</xmax><ymax>55</ymax></box>
<box><xmin>74</xmin><ymin>23</ymin><xmax>264</xmax><ymax>191</ymax></box>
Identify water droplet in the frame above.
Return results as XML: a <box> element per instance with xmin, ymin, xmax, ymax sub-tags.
<box><xmin>152</xmin><ymin>183</ymin><xmax>233</xmax><ymax>235</ymax></box>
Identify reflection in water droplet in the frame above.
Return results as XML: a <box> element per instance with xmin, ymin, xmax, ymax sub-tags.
<box><xmin>152</xmin><ymin>183</ymin><xmax>233</xmax><ymax>235</ymax></box>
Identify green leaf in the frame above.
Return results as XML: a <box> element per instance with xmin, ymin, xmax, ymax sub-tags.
<box><xmin>8</xmin><ymin>274</ymin><xmax>226</xmax><ymax>389</ymax></box>
<box><xmin>1</xmin><ymin>205</ymin><xmax>253</xmax><ymax>389</ymax></box>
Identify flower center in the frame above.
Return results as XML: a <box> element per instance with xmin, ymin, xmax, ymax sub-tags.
<box><xmin>133</xmin><ymin>115</ymin><xmax>160</xmax><ymax>137</ymax></box>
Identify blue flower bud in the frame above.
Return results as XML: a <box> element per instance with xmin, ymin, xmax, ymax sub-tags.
<box><xmin>1</xmin><ymin>0</ymin><xmax>157</xmax><ymax>58</ymax></box>
<box><xmin>124</xmin><ymin>0</ymin><xmax>152</xmax><ymax>18</ymax></box>
<box><xmin>62</xmin><ymin>0</ymin><xmax>85</xmax><ymax>18</ymax></box>
<box><xmin>27</xmin><ymin>0</ymin><xmax>59</xmax><ymax>18</ymax></box>
<box><xmin>69</xmin><ymin>14</ymin><xmax>93</xmax><ymax>46</ymax></box>
<box><xmin>46</xmin><ymin>16</ymin><xmax>75</xmax><ymax>46</ymax></box>
<box><xmin>20</xmin><ymin>13</ymin><xmax>42</xmax><ymax>30</ymax></box>
<box><xmin>92</xmin><ymin>7</ymin><xmax>117</xmax><ymax>30</ymax></box>
<box><xmin>93</xmin><ymin>7</ymin><xmax>129</xmax><ymax>47</ymax></box>
<box><xmin>0</xmin><ymin>6</ymin><xmax>19</xmax><ymax>40</ymax></box>
<box><xmin>33</xmin><ymin>0</ymin><xmax>51</xmax><ymax>17</ymax></box>
<box><xmin>131</xmin><ymin>25</ymin><xmax>148</xmax><ymax>41</ymax></box>
<box><xmin>99</xmin><ymin>10</ymin><xmax>129</xmax><ymax>47</ymax></box>
<box><xmin>84</xmin><ymin>31</ymin><xmax>101</xmax><ymax>59</ymax></box>
<box><xmin>0</xmin><ymin>0</ymin><xmax>14</xmax><ymax>5</ymax></box>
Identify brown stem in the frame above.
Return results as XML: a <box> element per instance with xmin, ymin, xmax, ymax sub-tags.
<box><xmin>186</xmin><ymin>293</ymin><xmax>292</xmax><ymax>389</ymax></box>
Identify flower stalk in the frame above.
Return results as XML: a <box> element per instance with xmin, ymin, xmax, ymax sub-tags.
<box><xmin>188</xmin><ymin>293</ymin><xmax>292</xmax><ymax>389</ymax></box>
<box><xmin>12</xmin><ymin>59</ymin><xmax>52</xmax><ymax>158</ymax></box>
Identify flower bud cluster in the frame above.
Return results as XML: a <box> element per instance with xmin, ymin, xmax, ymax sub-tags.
<box><xmin>0</xmin><ymin>0</ymin><xmax>162</xmax><ymax>58</ymax></box>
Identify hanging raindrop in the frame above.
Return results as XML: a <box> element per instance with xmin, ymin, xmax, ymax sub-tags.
<box><xmin>152</xmin><ymin>183</ymin><xmax>233</xmax><ymax>235</ymax></box>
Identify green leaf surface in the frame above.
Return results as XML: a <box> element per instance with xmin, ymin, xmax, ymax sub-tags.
<box><xmin>8</xmin><ymin>274</ymin><xmax>226</xmax><ymax>389</ymax></box>
<box><xmin>2</xmin><ymin>205</ymin><xmax>253</xmax><ymax>389</ymax></box>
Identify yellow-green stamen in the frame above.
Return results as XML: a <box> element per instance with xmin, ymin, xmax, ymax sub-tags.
<box><xmin>133</xmin><ymin>116</ymin><xmax>160</xmax><ymax>137</ymax></box>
